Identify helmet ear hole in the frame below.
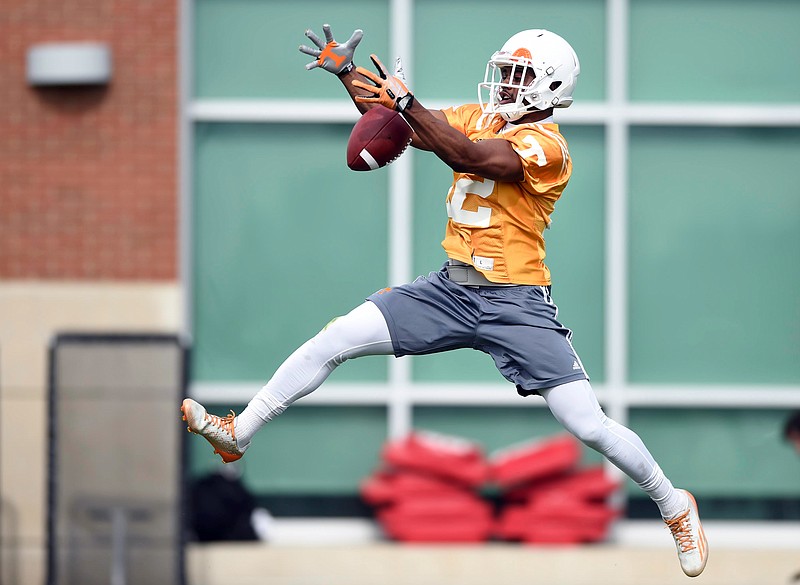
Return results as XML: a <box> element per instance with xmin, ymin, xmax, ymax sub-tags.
<box><xmin>549</xmin><ymin>81</ymin><xmax>562</xmax><ymax>91</ymax></box>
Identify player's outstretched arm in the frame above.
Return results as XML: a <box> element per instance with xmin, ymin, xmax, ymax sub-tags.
<box><xmin>349</xmin><ymin>53</ymin><xmax>439</xmax><ymax>151</ymax></box>
<box><xmin>404</xmin><ymin>102</ymin><xmax>523</xmax><ymax>182</ymax></box>
<box><xmin>353</xmin><ymin>54</ymin><xmax>523</xmax><ymax>181</ymax></box>
<box><xmin>299</xmin><ymin>23</ymin><xmax>380</xmax><ymax>115</ymax></box>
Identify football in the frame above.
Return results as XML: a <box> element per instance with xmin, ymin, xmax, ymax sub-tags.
<box><xmin>347</xmin><ymin>106</ymin><xmax>413</xmax><ymax>171</ymax></box>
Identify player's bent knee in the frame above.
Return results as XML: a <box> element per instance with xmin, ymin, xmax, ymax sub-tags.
<box><xmin>566</xmin><ymin>419</ymin><xmax>608</xmax><ymax>450</ymax></box>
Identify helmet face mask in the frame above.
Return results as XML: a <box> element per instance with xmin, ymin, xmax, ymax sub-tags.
<box><xmin>478</xmin><ymin>29</ymin><xmax>580</xmax><ymax>122</ymax></box>
<box><xmin>480</xmin><ymin>57</ymin><xmax>540</xmax><ymax>122</ymax></box>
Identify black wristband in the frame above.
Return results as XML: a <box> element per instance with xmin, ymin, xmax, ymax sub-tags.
<box><xmin>336</xmin><ymin>62</ymin><xmax>355</xmax><ymax>77</ymax></box>
<box><xmin>397</xmin><ymin>93</ymin><xmax>414</xmax><ymax>113</ymax></box>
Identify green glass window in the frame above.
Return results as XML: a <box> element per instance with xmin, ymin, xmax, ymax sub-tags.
<box><xmin>628</xmin><ymin>127</ymin><xmax>800</xmax><ymax>384</ymax></box>
<box><xmin>194</xmin><ymin>0</ymin><xmax>390</xmax><ymax>99</ymax></box>
<box><xmin>193</xmin><ymin>123</ymin><xmax>390</xmax><ymax>382</ymax></box>
<box><xmin>630</xmin><ymin>0</ymin><xmax>800</xmax><ymax>103</ymax></box>
<box><xmin>627</xmin><ymin>409</ymin><xmax>800</xmax><ymax>497</ymax></box>
<box><xmin>414</xmin><ymin>0</ymin><xmax>606</xmax><ymax>103</ymax></box>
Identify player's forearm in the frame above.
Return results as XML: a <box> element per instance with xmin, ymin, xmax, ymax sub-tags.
<box><xmin>403</xmin><ymin>100</ymin><xmax>523</xmax><ymax>182</ymax></box>
<box><xmin>401</xmin><ymin>100</ymin><xmax>479</xmax><ymax>170</ymax></box>
<box><xmin>339</xmin><ymin>68</ymin><xmax>377</xmax><ymax>115</ymax></box>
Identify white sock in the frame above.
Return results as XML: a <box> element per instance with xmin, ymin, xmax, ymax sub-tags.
<box><xmin>234</xmin><ymin>395</ymin><xmax>283</xmax><ymax>448</ymax></box>
<box><xmin>233</xmin><ymin>301</ymin><xmax>393</xmax><ymax>447</ymax></box>
<box><xmin>639</xmin><ymin>465</ymin><xmax>690</xmax><ymax>519</ymax></box>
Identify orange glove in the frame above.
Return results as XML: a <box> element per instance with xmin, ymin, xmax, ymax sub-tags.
<box><xmin>353</xmin><ymin>55</ymin><xmax>414</xmax><ymax>112</ymax></box>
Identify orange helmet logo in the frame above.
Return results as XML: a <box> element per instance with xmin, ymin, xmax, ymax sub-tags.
<box><xmin>512</xmin><ymin>48</ymin><xmax>532</xmax><ymax>60</ymax></box>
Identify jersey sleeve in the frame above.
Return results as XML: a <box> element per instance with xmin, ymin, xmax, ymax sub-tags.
<box><xmin>442</xmin><ymin>104</ymin><xmax>484</xmax><ymax>136</ymax></box>
<box><xmin>506</xmin><ymin>128</ymin><xmax>571</xmax><ymax>198</ymax></box>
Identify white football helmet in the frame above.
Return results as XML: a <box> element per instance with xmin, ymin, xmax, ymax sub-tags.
<box><xmin>478</xmin><ymin>29</ymin><xmax>580</xmax><ymax>122</ymax></box>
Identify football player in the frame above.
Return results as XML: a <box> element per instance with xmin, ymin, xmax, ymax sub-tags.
<box><xmin>182</xmin><ymin>24</ymin><xmax>707</xmax><ymax>577</ymax></box>
<box><xmin>785</xmin><ymin>410</ymin><xmax>800</xmax><ymax>455</ymax></box>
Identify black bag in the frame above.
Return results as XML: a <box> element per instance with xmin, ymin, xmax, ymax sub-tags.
<box><xmin>188</xmin><ymin>471</ymin><xmax>259</xmax><ymax>542</ymax></box>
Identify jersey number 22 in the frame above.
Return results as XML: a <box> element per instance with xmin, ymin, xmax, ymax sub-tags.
<box><xmin>446</xmin><ymin>178</ymin><xmax>495</xmax><ymax>228</ymax></box>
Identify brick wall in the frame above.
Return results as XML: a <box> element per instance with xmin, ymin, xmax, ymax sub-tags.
<box><xmin>0</xmin><ymin>0</ymin><xmax>178</xmax><ymax>279</ymax></box>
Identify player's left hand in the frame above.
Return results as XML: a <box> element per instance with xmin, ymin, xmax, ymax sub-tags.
<box><xmin>299</xmin><ymin>24</ymin><xmax>363</xmax><ymax>75</ymax></box>
<box><xmin>353</xmin><ymin>54</ymin><xmax>414</xmax><ymax>112</ymax></box>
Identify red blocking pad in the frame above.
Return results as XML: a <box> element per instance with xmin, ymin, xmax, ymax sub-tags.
<box><xmin>527</xmin><ymin>495</ymin><xmax>620</xmax><ymax>524</ymax></box>
<box><xmin>379</xmin><ymin>497</ymin><xmax>495</xmax><ymax>543</ymax></box>
<box><xmin>518</xmin><ymin>521</ymin><xmax>612</xmax><ymax>545</ymax></box>
<box><xmin>379</xmin><ymin>494</ymin><xmax>493</xmax><ymax>521</ymax></box>
<box><xmin>489</xmin><ymin>434</ymin><xmax>581</xmax><ymax>488</ymax></box>
<box><xmin>382</xmin><ymin>431</ymin><xmax>489</xmax><ymax>487</ymax></box>
<box><xmin>504</xmin><ymin>465</ymin><xmax>620</xmax><ymax>503</ymax></box>
<box><xmin>497</xmin><ymin>500</ymin><xmax>619</xmax><ymax>543</ymax></box>
<box><xmin>361</xmin><ymin>469</ymin><xmax>477</xmax><ymax>507</ymax></box>
<box><xmin>362</xmin><ymin>431</ymin><xmax>623</xmax><ymax>544</ymax></box>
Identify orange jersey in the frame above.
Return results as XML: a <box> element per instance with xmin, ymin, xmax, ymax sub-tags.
<box><xmin>441</xmin><ymin>104</ymin><xmax>572</xmax><ymax>285</ymax></box>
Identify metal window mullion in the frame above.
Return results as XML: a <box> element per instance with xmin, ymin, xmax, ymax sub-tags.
<box><xmin>603</xmin><ymin>0</ymin><xmax>632</xmax><ymax>519</ymax></box>
<box><xmin>189</xmin><ymin>100</ymin><xmax>800</xmax><ymax>126</ymax></box>
<box><xmin>605</xmin><ymin>0</ymin><xmax>630</xmax><ymax>426</ymax></box>
<box><xmin>386</xmin><ymin>0</ymin><xmax>415</xmax><ymax>440</ymax></box>
<box><xmin>190</xmin><ymin>381</ymin><xmax>800</xmax><ymax>408</ymax></box>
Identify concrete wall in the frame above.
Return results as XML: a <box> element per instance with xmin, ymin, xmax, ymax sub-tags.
<box><xmin>186</xmin><ymin>543</ymin><xmax>800</xmax><ymax>585</ymax></box>
<box><xmin>0</xmin><ymin>284</ymin><xmax>182</xmax><ymax>585</ymax></box>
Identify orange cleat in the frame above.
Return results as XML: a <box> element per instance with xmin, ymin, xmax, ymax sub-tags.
<box><xmin>181</xmin><ymin>398</ymin><xmax>248</xmax><ymax>463</ymax></box>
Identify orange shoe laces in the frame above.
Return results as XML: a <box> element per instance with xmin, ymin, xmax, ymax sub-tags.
<box><xmin>204</xmin><ymin>410</ymin><xmax>237</xmax><ymax>439</ymax></box>
<box><xmin>665</xmin><ymin>510</ymin><xmax>696</xmax><ymax>553</ymax></box>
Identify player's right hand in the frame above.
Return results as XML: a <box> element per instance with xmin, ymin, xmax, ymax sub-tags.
<box><xmin>299</xmin><ymin>24</ymin><xmax>363</xmax><ymax>75</ymax></box>
<box><xmin>353</xmin><ymin>54</ymin><xmax>413</xmax><ymax>111</ymax></box>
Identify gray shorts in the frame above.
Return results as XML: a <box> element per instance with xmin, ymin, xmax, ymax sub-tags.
<box><xmin>367</xmin><ymin>266</ymin><xmax>589</xmax><ymax>395</ymax></box>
